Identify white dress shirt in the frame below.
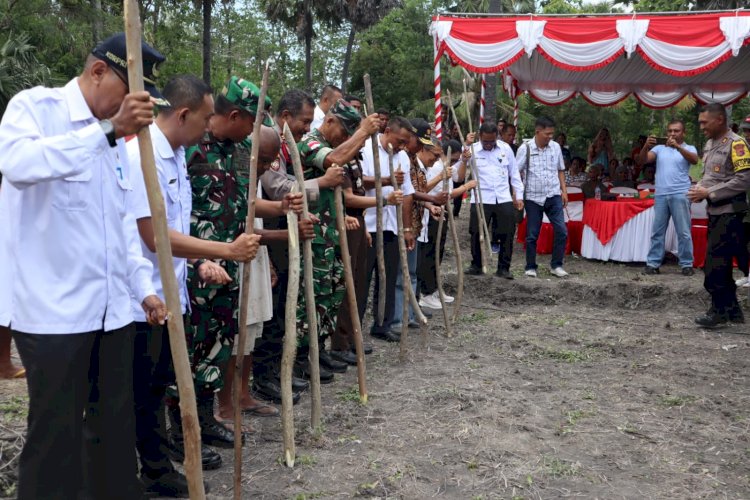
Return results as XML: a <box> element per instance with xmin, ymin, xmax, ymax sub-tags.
<box><xmin>470</xmin><ymin>141</ymin><xmax>523</xmax><ymax>205</ymax></box>
<box><xmin>128</xmin><ymin>124</ymin><xmax>191</xmax><ymax>322</ymax></box>
<box><xmin>310</xmin><ymin>105</ymin><xmax>325</xmax><ymax>130</ymax></box>
<box><xmin>0</xmin><ymin>181</ymin><xmax>15</xmax><ymax>327</ymax></box>
<box><xmin>0</xmin><ymin>78</ymin><xmax>155</xmax><ymax>334</ymax></box>
<box><xmin>417</xmin><ymin>158</ymin><xmax>460</xmax><ymax>243</ymax></box>
<box><xmin>361</xmin><ymin>135</ymin><xmax>415</xmax><ymax>234</ymax></box>
<box><xmin>515</xmin><ymin>139</ymin><xmax>565</xmax><ymax>206</ymax></box>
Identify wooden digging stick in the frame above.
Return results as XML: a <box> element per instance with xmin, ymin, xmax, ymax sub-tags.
<box><xmin>387</xmin><ymin>144</ymin><xmax>427</xmax><ymax>362</ymax></box>
<box><xmin>281</xmin><ymin>195</ymin><xmax>300</xmax><ymax>467</ymax></box>
<box><xmin>363</xmin><ymin>75</ymin><xmax>386</xmax><ymax>327</ymax></box>
<box><xmin>282</xmin><ymin>124</ymin><xmax>322</xmax><ymax>430</ymax></box>
<box><xmin>232</xmin><ymin>59</ymin><xmax>271</xmax><ymax>498</ymax></box>
<box><xmin>435</xmin><ymin>147</ymin><xmax>453</xmax><ymax>337</ymax></box>
<box><xmin>446</xmin><ymin>90</ymin><xmax>490</xmax><ymax>273</ymax></box>
<box><xmin>123</xmin><ymin>3</ymin><xmax>205</xmax><ymax>498</ymax></box>
<box><xmin>334</xmin><ymin>185</ymin><xmax>368</xmax><ymax>403</ymax></box>
<box><xmin>446</xmin><ymin>167</ymin><xmax>465</xmax><ymax>325</ymax></box>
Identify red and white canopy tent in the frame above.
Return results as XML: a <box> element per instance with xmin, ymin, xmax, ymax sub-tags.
<box><xmin>430</xmin><ymin>11</ymin><xmax>750</xmax><ymax>138</ymax></box>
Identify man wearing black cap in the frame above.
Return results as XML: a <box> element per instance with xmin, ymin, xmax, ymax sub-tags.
<box><xmin>0</xmin><ymin>33</ymin><xmax>167</xmax><ymax>499</ymax></box>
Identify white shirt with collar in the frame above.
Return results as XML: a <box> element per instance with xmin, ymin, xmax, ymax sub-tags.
<box><xmin>128</xmin><ymin>123</ymin><xmax>191</xmax><ymax>322</ymax></box>
<box><xmin>470</xmin><ymin>141</ymin><xmax>523</xmax><ymax>205</ymax></box>
<box><xmin>417</xmin><ymin>158</ymin><xmax>460</xmax><ymax>243</ymax></box>
<box><xmin>515</xmin><ymin>138</ymin><xmax>565</xmax><ymax>206</ymax></box>
<box><xmin>0</xmin><ymin>180</ymin><xmax>16</xmax><ymax>327</ymax></box>
<box><xmin>361</xmin><ymin>135</ymin><xmax>415</xmax><ymax>234</ymax></box>
<box><xmin>310</xmin><ymin>105</ymin><xmax>325</xmax><ymax>130</ymax></box>
<box><xmin>0</xmin><ymin>78</ymin><xmax>155</xmax><ymax>334</ymax></box>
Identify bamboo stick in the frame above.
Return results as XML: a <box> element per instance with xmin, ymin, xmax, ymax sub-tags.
<box><xmin>282</xmin><ymin>124</ymin><xmax>322</xmax><ymax>430</ymax></box>
<box><xmin>334</xmin><ymin>185</ymin><xmax>368</xmax><ymax>403</ymax></box>
<box><xmin>387</xmin><ymin>144</ymin><xmax>427</xmax><ymax>362</ymax></box>
<box><xmin>123</xmin><ymin>2</ymin><xmax>205</xmax><ymax>498</ymax></box>
<box><xmin>281</xmin><ymin>199</ymin><xmax>300</xmax><ymax>467</ymax></box>
<box><xmin>362</xmin><ymin>75</ymin><xmax>386</xmax><ymax>327</ymax></box>
<box><xmin>435</xmin><ymin>148</ymin><xmax>452</xmax><ymax>337</ymax></box>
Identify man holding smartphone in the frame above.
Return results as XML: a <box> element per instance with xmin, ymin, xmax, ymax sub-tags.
<box><xmin>638</xmin><ymin>120</ymin><xmax>699</xmax><ymax>276</ymax></box>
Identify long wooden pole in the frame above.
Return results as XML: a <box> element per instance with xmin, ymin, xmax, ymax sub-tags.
<box><xmin>282</xmin><ymin>124</ymin><xmax>322</xmax><ymax>430</ymax></box>
<box><xmin>123</xmin><ymin>2</ymin><xmax>205</xmax><ymax>498</ymax></box>
<box><xmin>435</xmin><ymin>148</ymin><xmax>452</xmax><ymax>337</ymax></box>
<box><xmin>447</xmin><ymin>169</ymin><xmax>465</xmax><ymax>325</ymax></box>
<box><xmin>232</xmin><ymin>60</ymin><xmax>270</xmax><ymax>499</ymax></box>
<box><xmin>387</xmin><ymin>144</ymin><xmax>427</xmax><ymax>363</ymax></box>
<box><xmin>362</xmin><ymin>75</ymin><xmax>386</xmax><ymax>327</ymax></box>
<box><xmin>281</xmin><ymin>200</ymin><xmax>300</xmax><ymax>467</ymax></box>
<box><xmin>333</xmin><ymin>185</ymin><xmax>368</xmax><ymax>403</ymax></box>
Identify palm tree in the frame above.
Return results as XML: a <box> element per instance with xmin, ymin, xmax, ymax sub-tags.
<box><xmin>0</xmin><ymin>33</ymin><xmax>51</xmax><ymax>116</ymax></box>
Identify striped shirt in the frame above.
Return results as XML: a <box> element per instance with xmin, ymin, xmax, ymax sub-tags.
<box><xmin>515</xmin><ymin>139</ymin><xmax>565</xmax><ymax>206</ymax></box>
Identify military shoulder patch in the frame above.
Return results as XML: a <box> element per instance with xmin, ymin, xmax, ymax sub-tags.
<box><xmin>731</xmin><ymin>139</ymin><xmax>750</xmax><ymax>172</ymax></box>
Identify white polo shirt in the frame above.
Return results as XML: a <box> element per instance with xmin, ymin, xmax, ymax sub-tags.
<box><xmin>128</xmin><ymin>124</ymin><xmax>191</xmax><ymax>322</ymax></box>
<box><xmin>0</xmin><ymin>78</ymin><xmax>155</xmax><ymax>334</ymax></box>
<box><xmin>361</xmin><ymin>135</ymin><xmax>415</xmax><ymax>234</ymax></box>
<box><xmin>470</xmin><ymin>141</ymin><xmax>523</xmax><ymax>205</ymax></box>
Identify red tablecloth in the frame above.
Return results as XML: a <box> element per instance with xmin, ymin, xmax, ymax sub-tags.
<box><xmin>517</xmin><ymin>220</ymin><xmax>583</xmax><ymax>255</ymax></box>
<box><xmin>583</xmin><ymin>199</ymin><xmax>655</xmax><ymax>245</ymax></box>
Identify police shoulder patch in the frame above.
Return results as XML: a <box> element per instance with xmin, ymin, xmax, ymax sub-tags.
<box><xmin>731</xmin><ymin>139</ymin><xmax>750</xmax><ymax>172</ymax></box>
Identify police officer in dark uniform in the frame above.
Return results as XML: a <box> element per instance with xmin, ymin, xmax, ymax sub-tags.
<box><xmin>688</xmin><ymin>103</ymin><xmax>750</xmax><ymax>327</ymax></box>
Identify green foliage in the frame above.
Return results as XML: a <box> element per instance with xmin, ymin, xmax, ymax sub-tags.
<box><xmin>0</xmin><ymin>32</ymin><xmax>52</xmax><ymax>114</ymax></box>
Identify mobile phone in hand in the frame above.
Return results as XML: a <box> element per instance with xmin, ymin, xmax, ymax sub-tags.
<box><xmin>655</xmin><ymin>137</ymin><xmax>668</xmax><ymax>145</ymax></box>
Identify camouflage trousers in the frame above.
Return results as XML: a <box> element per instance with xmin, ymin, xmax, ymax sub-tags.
<box><xmin>296</xmin><ymin>242</ymin><xmax>345</xmax><ymax>346</ymax></box>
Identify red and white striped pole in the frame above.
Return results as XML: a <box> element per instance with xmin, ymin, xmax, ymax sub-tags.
<box><xmin>434</xmin><ymin>41</ymin><xmax>442</xmax><ymax>140</ymax></box>
<box><xmin>479</xmin><ymin>74</ymin><xmax>486</xmax><ymax>127</ymax></box>
<box><xmin>512</xmin><ymin>97</ymin><xmax>519</xmax><ymax>145</ymax></box>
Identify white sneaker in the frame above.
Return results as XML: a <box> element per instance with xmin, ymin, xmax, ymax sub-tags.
<box><xmin>524</xmin><ymin>269</ymin><xmax>537</xmax><ymax>278</ymax></box>
<box><xmin>550</xmin><ymin>267</ymin><xmax>569</xmax><ymax>278</ymax></box>
<box><xmin>736</xmin><ymin>276</ymin><xmax>750</xmax><ymax>287</ymax></box>
<box><xmin>433</xmin><ymin>290</ymin><xmax>455</xmax><ymax>303</ymax></box>
<box><xmin>418</xmin><ymin>293</ymin><xmax>443</xmax><ymax>309</ymax></box>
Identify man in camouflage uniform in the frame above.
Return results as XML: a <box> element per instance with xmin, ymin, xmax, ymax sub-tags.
<box><xmin>688</xmin><ymin>103</ymin><xmax>750</xmax><ymax>327</ymax></box>
<box><xmin>293</xmin><ymin>100</ymin><xmax>380</xmax><ymax>382</ymax></box>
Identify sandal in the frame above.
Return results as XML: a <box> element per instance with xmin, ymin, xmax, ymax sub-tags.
<box><xmin>242</xmin><ymin>402</ymin><xmax>279</xmax><ymax>418</ymax></box>
<box><xmin>214</xmin><ymin>415</ymin><xmax>254</xmax><ymax>434</ymax></box>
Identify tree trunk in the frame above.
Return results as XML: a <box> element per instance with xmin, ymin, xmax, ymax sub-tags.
<box><xmin>340</xmin><ymin>27</ymin><xmax>356</xmax><ymax>93</ymax></box>
<box><xmin>202</xmin><ymin>0</ymin><xmax>212</xmax><ymax>85</ymax></box>
<box><xmin>91</xmin><ymin>0</ymin><xmax>103</xmax><ymax>45</ymax></box>
<box><xmin>483</xmin><ymin>0</ymin><xmax>503</xmax><ymax>123</ymax></box>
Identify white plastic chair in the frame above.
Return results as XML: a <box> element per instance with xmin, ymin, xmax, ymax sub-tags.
<box><xmin>609</xmin><ymin>186</ymin><xmax>638</xmax><ymax>194</ymax></box>
<box><xmin>565</xmin><ymin>186</ymin><xmax>584</xmax><ymax>221</ymax></box>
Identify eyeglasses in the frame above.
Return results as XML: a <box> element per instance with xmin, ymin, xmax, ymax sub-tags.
<box><xmin>110</xmin><ymin>67</ymin><xmax>129</xmax><ymax>89</ymax></box>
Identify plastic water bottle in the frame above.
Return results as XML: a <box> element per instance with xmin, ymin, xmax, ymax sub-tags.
<box><xmin>595</xmin><ymin>185</ymin><xmax>601</xmax><ymax>200</ymax></box>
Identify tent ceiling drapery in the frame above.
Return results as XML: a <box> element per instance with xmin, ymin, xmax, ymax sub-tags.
<box><xmin>430</xmin><ymin>12</ymin><xmax>750</xmax><ymax>113</ymax></box>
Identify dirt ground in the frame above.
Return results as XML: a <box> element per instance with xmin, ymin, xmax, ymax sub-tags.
<box><xmin>2</xmin><ymin>213</ymin><xmax>750</xmax><ymax>499</ymax></box>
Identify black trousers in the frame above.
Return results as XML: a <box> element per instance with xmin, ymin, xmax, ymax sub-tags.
<box><xmin>704</xmin><ymin>213</ymin><xmax>744</xmax><ymax>312</ymax></box>
<box><xmin>737</xmin><ymin>221</ymin><xmax>750</xmax><ymax>277</ymax></box>
<box><xmin>470</xmin><ymin>202</ymin><xmax>516</xmax><ymax>271</ymax></box>
<box><xmin>332</xmin><ymin>216</ymin><xmax>367</xmax><ymax>351</ymax></box>
<box><xmin>418</xmin><ymin>216</ymin><xmax>448</xmax><ymax>296</ymax></box>
<box><xmin>13</xmin><ymin>324</ymin><xmax>142</xmax><ymax>500</ymax></box>
<box><xmin>133</xmin><ymin>321</ymin><xmax>176</xmax><ymax>481</ymax></box>
<box><xmin>452</xmin><ymin>181</ymin><xmax>465</xmax><ymax>217</ymax></box>
<box><xmin>362</xmin><ymin>231</ymin><xmax>399</xmax><ymax>333</ymax></box>
<box><xmin>254</xmin><ymin>240</ymin><xmax>288</xmax><ymax>379</ymax></box>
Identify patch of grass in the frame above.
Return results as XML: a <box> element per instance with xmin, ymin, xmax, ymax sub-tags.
<box><xmin>542</xmin><ymin>456</ymin><xmax>582</xmax><ymax>478</ymax></box>
<box><xmin>582</xmin><ymin>390</ymin><xmax>596</xmax><ymax>400</ymax></box>
<box><xmin>540</xmin><ymin>347</ymin><xmax>594</xmax><ymax>363</ymax></box>
<box><xmin>0</xmin><ymin>396</ymin><xmax>28</xmax><ymax>420</ymax></box>
<box><xmin>466</xmin><ymin>459</ymin><xmax>479</xmax><ymax>470</ymax></box>
<box><xmin>467</xmin><ymin>361</ymin><xmax>480</xmax><ymax>370</ymax></box>
<box><xmin>559</xmin><ymin>408</ymin><xmax>596</xmax><ymax>434</ymax></box>
<box><xmin>355</xmin><ymin>481</ymin><xmax>380</xmax><ymax>497</ymax></box>
<box><xmin>548</xmin><ymin>316</ymin><xmax>569</xmax><ymax>327</ymax></box>
<box><xmin>337</xmin><ymin>386</ymin><xmax>363</xmax><ymax>403</ymax></box>
<box><xmin>336</xmin><ymin>434</ymin><xmax>360</xmax><ymax>444</ymax></box>
<box><xmin>459</xmin><ymin>312</ymin><xmax>490</xmax><ymax>324</ymax></box>
<box><xmin>296</xmin><ymin>454</ymin><xmax>317</xmax><ymax>466</ymax></box>
<box><xmin>292</xmin><ymin>493</ymin><xmax>327</xmax><ymax>500</ymax></box>
<box><xmin>659</xmin><ymin>394</ymin><xmax>696</xmax><ymax>407</ymax></box>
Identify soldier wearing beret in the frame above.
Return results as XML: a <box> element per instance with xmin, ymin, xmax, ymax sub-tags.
<box><xmin>688</xmin><ymin>103</ymin><xmax>750</xmax><ymax>327</ymax></box>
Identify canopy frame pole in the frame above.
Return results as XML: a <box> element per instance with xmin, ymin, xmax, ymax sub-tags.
<box><xmin>434</xmin><ymin>38</ymin><xmax>443</xmax><ymax>140</ymax></box>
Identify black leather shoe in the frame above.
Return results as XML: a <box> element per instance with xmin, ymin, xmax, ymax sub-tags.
<box><xmin>352</xmin><ymin>341</ymin><xmax>373</xmax><ymax>355</ymax></box>
<box><xmin>164</xmin><ymin>436</ymin><xmax>222</xmax><ymax>471</ymax></box>
<box><xmin>252</xmin><ymin>377</ymin><xmax>302</xmax><ymax>405</ymax></box>
<box><xmin>197</xmin><ymin>397</ymin><xmax>243</xmax><ymax>449</ymax></box>
<box><xmin>319</xmin><ymin>351</ymin><xmax>348</xmax><ymax>373</ymax></box>
<box><xmin>294</xmin><ymin>360</ymin><xmax>334</xmax><ymax>383</ymax></box>
<box><xmin>408</xmin><ymin>320</ymin><xmax>421</xmax><ymax>329</ymax></box>
<box><xmin>727</xmin><ymin>304</ymin><xmax>745</xmax><ymax>323</ymax></box>
<box><xmin>681</xmin><ymin>267</ymin><xmax>695</xmax><ymax>276</ymax></box>
<box><xmin>495</xmin><ymin>269</ymin><xmax>514</xmax><ymax>280</ymax></box>
<box><xmin>694</xmin><ymin>311</ymin><xmax>727</xmax><ymax>328</ymax></box>
<box><xmin>465</xmin><ymin>265</ymin><xmax>483</xmax><ymax>275</ymax></box>
<box><xmin>142</xmin><ymin>471</ymin><xmax>209</xmax><ymax>498</ymax></box>
<box><xmin>642</xmin><ymin>266</ymin><xmax>660</xmax><ymax>275</ymax></box>
<box><xmin>330</xmin><ymin>349</ymin><xmax>358</xmax><ymax>365</ymax></box>
<box><xmin>371</xmin><ymin>330</ymin><xmax>400</xmax><ymax>342</ymax></box>
<box><xmin>292</xmin><ymin>375</ymin><xmax>309</xmax><ymax>391</ymax></box>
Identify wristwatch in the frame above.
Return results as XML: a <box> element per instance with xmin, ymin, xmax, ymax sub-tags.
<box><xmin>99</xmin><ymin>119</ymin><xmax>117</xmax><ymax>148</ymax></box>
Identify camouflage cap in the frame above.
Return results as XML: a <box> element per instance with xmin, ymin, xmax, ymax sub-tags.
<box><xmin>330</xmin><ymin>99</ymin><xmax>362</xmax><ymax>135</ymax></box>
<box><xmin>221</xmin><ymin>76</ymin><xmax>273</xmax><ymax>126</ymax></box>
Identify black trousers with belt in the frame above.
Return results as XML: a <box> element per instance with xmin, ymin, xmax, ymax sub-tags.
<box><xmin>362</xmin><ymin>231</ymin><xmax>400</xmax><ymax>333</ymax></box>
<box><xmin>704</xmin><ymin>213</ymin><xmax>744</xmax><ymax>313</ymax></box>
<box><xmin>470</xmin><ymin>202</ymin><xmax>516</xmax><ymax>271</ymax></box>
<box><xmin>13</xmin><ymin>324</ymin><xmax>142</xmax><ymax>500</ymax></box>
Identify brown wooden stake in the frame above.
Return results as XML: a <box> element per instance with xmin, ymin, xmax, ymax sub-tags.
<box><xmin>334</xmin><ymin>185</ymin><xmax>368</xmax><ymax>403</ymax></box>
<box><xmin>282</xmin><ymin>124</ymin><xmax>322</xmax><ymax>430</ymax></box>
<box><xmin>281</xmin><ymin>202</ymin><xmax>300</xmax><ymax>467</ymax></box>
<box><xmin>387</xmin><ymin>144</ymin><xmax>427</xmax><ymax>362</ymax></box>
<box><xmin>123</xmin><ymin>2</ymin><xmax>205</xmax><ymax>498</ymax></box>
<box><xmin>447</xmin><ymin>187</ymin><xmax>465</xmax><ymax>326</ymax></box>
<box><xmin>435</xmin><ymin>148</ymin><xmax>453</xmax><ymax>337</ymax></box>
<box><xmin>363</xmin><ymin>75</ymin><xmax>386</xmax><ymax>327</ymax></box>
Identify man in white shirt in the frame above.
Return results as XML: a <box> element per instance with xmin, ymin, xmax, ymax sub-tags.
<box><xmin>0</xmin><ymin>33</ymin><xmax>167</xmax><ymax>499</ymax></box>
<box><xmin>468</xmin><ymin>122</ymin><xmax>524</xmax><ymax>279</ymax></box>
<box><xmin>361</xmin><ymin>117</ymin><xmax>417</xmax><ymax>341</ymax></box>
<box><xmin>310</xmin><ymin>84</ymin><xmax>342</xmax><ymax>130</ymax></box>
<box><xmin>127</xmin><ymin>75</ymin><xmax>261</xmax><ymax>495</ymax></box>
<box><xmin>516</xmin><ymin>116</ymin><xmax>569</xmax><ymax>278</ymax></box>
